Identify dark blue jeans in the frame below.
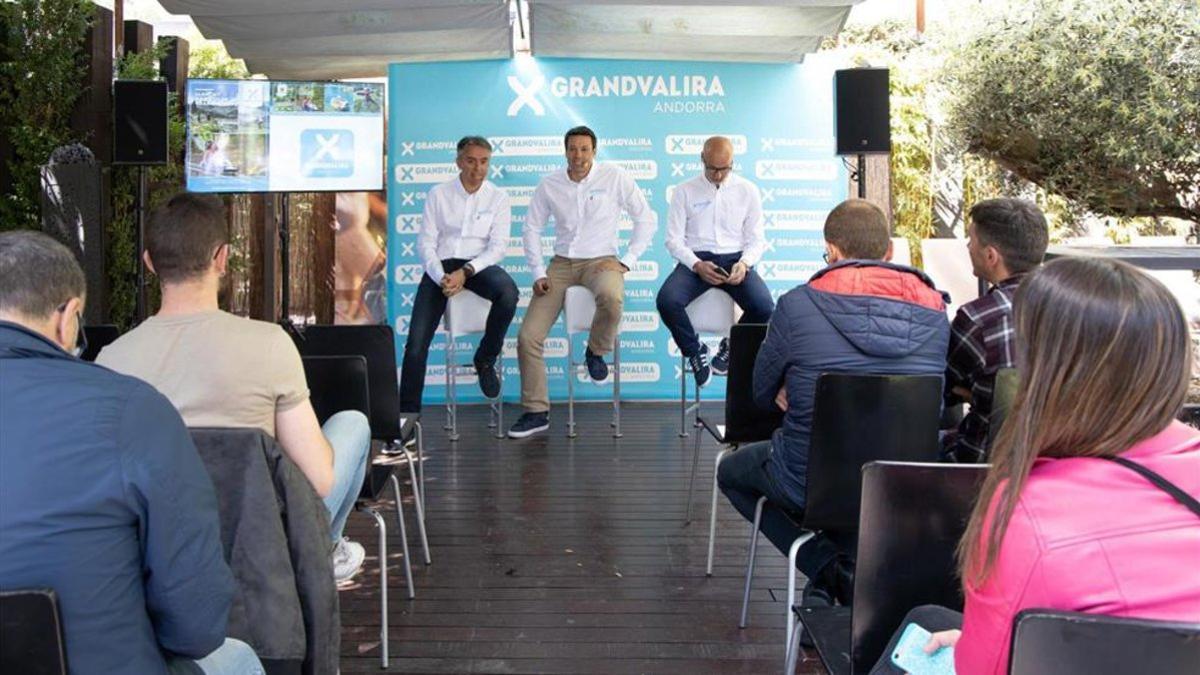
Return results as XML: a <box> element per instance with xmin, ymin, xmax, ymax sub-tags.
<box><xmin>656</xmin><ymin>251</ymin><xmax>775</xmax><ymax>358</ymax></box>
<box><xmin>717</xmin><ymin>441</ymin><xmax>847</xmax><ymax>581</ymax></box>
<box><xmin>398</xmin><ymin>259</ymin><xmax>518</xmax><ymax>413</ymax></box>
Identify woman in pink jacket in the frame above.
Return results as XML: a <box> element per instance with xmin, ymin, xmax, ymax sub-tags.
<box><xmin>872</xmin><ymin>256</ymin><xmax>1200</xmax><ymax>674</ymax></box>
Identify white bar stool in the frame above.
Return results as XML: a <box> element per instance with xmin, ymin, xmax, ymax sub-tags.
<box><xmin>442</xmin><ymin>290</ymin><xmax>504</xmax><ymax>441</ymax></box>
<box><xmin>562</xmin><ymin>286</ymin><xmax>621</xmax><ymax>439</ymax></box>
<box><xmin>678</xmin><ymin>289</ymin><xmax>737</xmax><ymax>437</ymax></box>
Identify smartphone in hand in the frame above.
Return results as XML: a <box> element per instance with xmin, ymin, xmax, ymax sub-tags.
<box><xmin>890</xmin><ymin>623</ymin><xmax>956</xmax><ymax>675</ymax></box>
<box><xmin>714</xmin><ymin>265</ymin><xmax>731</xmax><ymax>279</ymax></box>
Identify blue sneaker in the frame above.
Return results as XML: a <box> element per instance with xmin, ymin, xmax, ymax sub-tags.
<box><xmin>688</xmin><ymin>343</ymin><xmax>712</xmax><ymax>388</ymax></box>
<box><xmin>711</xmin><ymin>338</ymin><xmax>731</xmax><ymax>376</ymax></box>
<box><xmin>584</xmin><ymin>347</ymin><xmax>609</xmax><ymax>382</ymax></box>
<box><xmin>508</xmin><ymin>412</ymin><xmax>549</xmax><ymax>439</ymax></box>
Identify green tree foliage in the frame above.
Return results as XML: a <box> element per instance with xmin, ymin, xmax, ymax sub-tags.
<box><xmin>0</xmin><ymin>0</ymin><xmax>92</xmax><ymax>230</ymax></box>
<box><xmin>943</xmin><ymin>0</ymin><xmax>1200</xmax><ymax>227</ymax></box>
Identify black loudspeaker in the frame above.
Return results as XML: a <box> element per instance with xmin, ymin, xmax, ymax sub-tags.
<box><xmin>113</xmin><ymin>80</ymin><xmax>168</xmax><ymax>165</ymax></box>
<box><xmin>835</xmin><ymin>68</ymin><xmax>891</xmax><ymax>155</ymax></box>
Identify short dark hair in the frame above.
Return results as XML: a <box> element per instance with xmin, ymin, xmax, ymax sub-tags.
<box><xmin>564</xmin><ymin>125</ymin><xmax>597</xmax><ymax>150</ymax></box>
<box><xmin>457</xmin><ymin>135</ymin><xmax>492</xmax><ymax>155</ymax></box>
<box><xmin>968</xmin><ymin>198</ymin><xmax>1049</xmax><ymax>274</ymax></box>
<box><xmin>146</xmin><ymin>192</ymin><xmax>228</xmax><ymax>284</ymax></box>
<box><xmin>823</xmin><ymin>199</ymin><xmax>890</xmax><ymax>260</ymax></box>
<box><xmin>0</xmin><ymin>230</ymin><xmax>86</xmax><ymax>318</ymax></box>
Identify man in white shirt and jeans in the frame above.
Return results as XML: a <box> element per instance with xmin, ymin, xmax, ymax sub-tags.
<box><xmin>657</xmin><ymin>136</ymin><xmax>774</xmax><ymax>386</ymax></box>
<box><xmin>508</xmin><ymin>126</ymin><xmax>657</xmax><ymax>438</ymax></box>
<box><xmin>399</xmin><ymin>136</ymin><xmax>518</xmax><ymax>415</ymax></box>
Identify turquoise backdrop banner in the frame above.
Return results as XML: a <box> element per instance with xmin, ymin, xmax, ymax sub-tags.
<box><xmin>387</xmin><ymin>56</ymin><xmax>848</xmax><ymax>404</ymax></box>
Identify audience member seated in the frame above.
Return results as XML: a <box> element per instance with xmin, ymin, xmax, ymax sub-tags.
<box><xmin>870</xmin><ymin>256</ymin><xmax>1200</xmax><ymax>675</ymax></box>
<box><xmin>943</xmin><ymin>198</ymin><xmax>1048</xmax><ymax>462</ymax></box>
<box><xmin>97</xmin><ymin>193</ymin><xmax>372</xmax><ymax>582</ymax></box>
<box><xmin>0</xmin><ymin>231</ymin><xmax>262</xmax><ymax>674</ymax></box>
<box><xmin>718</xmin><ymin>199</ymin><xmax>951</xmax><ymax>606</ymax></box>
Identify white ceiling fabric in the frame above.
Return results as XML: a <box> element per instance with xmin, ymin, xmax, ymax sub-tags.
<box><xmin>158</xmin><ymin>0</ymin><xmax>861</xmax><ymax>78</ymax></box>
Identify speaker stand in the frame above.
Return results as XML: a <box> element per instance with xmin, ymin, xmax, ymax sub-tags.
<box><xmin>856</xmin><ymin>153</ymin><xmax>866</xmax><ymax>199</ymax></box>
<box><xmin>135</xmin><ymin>165</ymin><xmax>147</xmax><ymax>324</ymax></box>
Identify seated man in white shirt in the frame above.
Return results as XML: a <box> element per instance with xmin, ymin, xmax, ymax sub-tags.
<box><xmin>657</xmin><ymin>136</ymin><xmax>774</xmax><ymax>386</ymax></box>
<box><xmin>399</xmin><ymin>136</ymin><xmax>518</xmax><ymax>415</ymax></box>
<box><xmin>508</xmin><ymin>126</ymin><xmax>658</xmax><ymax>438</ymax></box>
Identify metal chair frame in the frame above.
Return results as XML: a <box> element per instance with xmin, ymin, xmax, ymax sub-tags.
<box><xmin>443</xmin><ymin>291</ymin><xmax>505</xmax><ymax>442</ymax></box>
<box><xmin>562</xmin><ymin>286</ymin><xmax>622</xmax><ymax>439</ymax></box>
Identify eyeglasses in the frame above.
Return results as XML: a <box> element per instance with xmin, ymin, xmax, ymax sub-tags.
<box><xmin>56</xmin><ymin>301</ymin><xmax>87</xmax><ymax>358</ymax></box>
<box><xmin>704</xmin><ymin>164</ymin><xmax>733</xmax><ymax>175</ymax></box>
<box><xmin>822</xmin><ymin>252</ymin><xmax>830</xmax><ymax>264</ymax></box>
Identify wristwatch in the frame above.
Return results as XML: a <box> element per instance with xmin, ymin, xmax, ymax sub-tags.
<box><xmin>462</xmin><ymin>263</ymin><xmax>476</xmax><ymax>278</ymax></box>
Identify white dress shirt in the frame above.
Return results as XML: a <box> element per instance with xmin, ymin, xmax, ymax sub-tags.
<box><xmin>665</xmin><ymin>172</ymin><xmax>766</xmax><ymax>270</ymax></box>
<box><xmin>523</xmin><ymin>162</ymin><xmax>657</xmax><ymax>280</ymax></box>
<box><xmin>419</xmin><ymin>177</ymin><xmax>511</xmax><ymax>283</ymax></box>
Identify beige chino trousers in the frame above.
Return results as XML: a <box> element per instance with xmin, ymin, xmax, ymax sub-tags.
<box><xmin>518</xmin><ymin>255</ymin><xmax>625</xmax><ymax>413</ymax></box>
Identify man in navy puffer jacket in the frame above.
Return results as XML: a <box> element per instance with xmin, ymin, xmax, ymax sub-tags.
<box><xmin>717</xmin><ymin>199</ymin><xmax>950</xmax><ymax>604</ymax></box>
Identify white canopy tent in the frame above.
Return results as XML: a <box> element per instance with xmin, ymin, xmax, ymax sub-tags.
<box><xmin>155</xmin><ymin>0</ymin><xmax>863</xmax><ymax>79</ymax></box>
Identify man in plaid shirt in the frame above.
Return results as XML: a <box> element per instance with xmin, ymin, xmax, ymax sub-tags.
<box><xmin>944</xmin><ymin>198</ymin><xmax>1048</xmax><ymax>462</ymax></box>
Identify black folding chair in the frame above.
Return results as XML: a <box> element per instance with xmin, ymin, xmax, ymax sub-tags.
<box><xmin>291</xmin><ymin>324</ymin><xmax>430</xmax><ymax>567</ymax></box>
<box><xmin>0</xmin><ymin>589</ymin><xmax>67</xmax><ymax>675</ymax></box>
<box><xmin>687</xmin><ymin>323</ymin><xmax>783</xmax><ymax>576</ymax></box>
<box><xmin>740</xmin><ymin>374</ymin><xmax>943</xmax><ymax>669</ymax></box>
<box><xmin>80</xmin><ymin>324</ymin><xmax>120</xmax><ymax>362</ymax></box>
<box><xmin>302</xmin><ymin>354</ymin><xmax>412</xmax><ymax>668</ymax></box>
<box><xmin>1008</xmin><ymin>609</ymin><xmax>1200</xmax><ymax>675</ymax></box>
<box><xmin>782</xmin><ymin>461</ymin><xmax>987</xmax><ymax>673</ymax></box>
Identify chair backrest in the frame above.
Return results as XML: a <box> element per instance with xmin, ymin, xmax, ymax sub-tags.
<box><xmin>721</xmin><ymin>323</ymin><xmax>783</xmax><ymax>443</ymax></box>
<box><xmin>80</xmin><ymin>324</ymin><xmax>120</xmax><ymax>362</ymax></box>
<box><xmin>986</xmin><ymin>367</ymin><xmax>1020</xmax><ymax>452</ymax></box>
<box><xmin>920</xmin><ymin>238</ymin><xmax>978</xmax><ymax>315</ymax></box>
<box><xmin>1008</xmin><ymin>609</ymin><xmax>1200</xmax><ymax>675</ymax></box>
<box><xmin>290</xmin><ymin>324</ymin><xmax>400</xmax><ymax>440</ymax></box>
<box><xmin>685</xmin><ymin>288</ymin><xmax>737</xmax><ymax>337</ymax></box>
<box><xmin>850</xmin><ymin>461</ymin><xmax>988</xmax><ymax>675</ymax></box>
<box><xmin>444</xmin><ymin>289</ymin><xmax>492</xmax><ymax>337</ymax></box>
<box><xmin>0</xmin><ymin>589</ymin><xmax>68</xmax><ymax>675</ymax></box>
<box><xmin>302</xmin><ymin>355</ymin><xmax>370</xmax><ymax>426</ymax></box>
<box><xmin>803</xmin><ymin>374</ymin><xmax>944</xmax><ymax>532</ymax></box>
<box><xmin>563</xmin><ymin>286</ymin><xmax>596</xmax><ymax>334</ymax></box>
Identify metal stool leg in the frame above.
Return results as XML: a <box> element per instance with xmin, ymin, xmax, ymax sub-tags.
<box><xmin>706</xmin><ymin>447</ymin><xmax>732</xmax><ymax>576</ymax></box>
<box><xmin>566</xmin><ymin>333</ymin><xmax>578</xmax><ymax>439</ymax></box>
<box><xmin>679</xmin><ymin>355</ymin><xmax>689</xmax><ymax>437</ymax></box>
<box><xmin>491</xmin><ymin>358</ymin><xmax>505</xmax><ymax>439</ymax></box>
<box><xmin>740</xmin><ymin>496</ymin><xmax>767</xmax><ymax>628</ymax></box>
<box><xmin>447</xmin><ymin>338</ymin><xmax>461</xmax><ymax>442</ymax></box>
<box><xmin>359</xmin><ymin>506</ymin><xmax>388</xmax><ymax>668</ymax></box>
<box><xmin>612</xmin><ymin>341</ymin><xmax>622</xmax><ymax>438</ymax></box>
<box><xmin>388</xmin><ymin>474</ymin><xmax>415</xmax><ymax>599</ymax></box>
<box><xmin>444</xmin><ymin>336</ymin><xmax>454</xmax><ymax>432</ymax></box>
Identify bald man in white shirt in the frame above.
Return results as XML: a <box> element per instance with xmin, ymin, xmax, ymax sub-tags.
<box><xmin>509</xmin><ymin>126</ymin><xmax>658</xmax><ymax>438</ymax></box>
<box><xmin>657</xmin><ymin>136</ymin><xmax>774</xmax><ymax>387</ymax></box>
<box><xmin>399</xmin><ymin>136</ymin><xmax>518</xmax><ymax>416</ymax></box>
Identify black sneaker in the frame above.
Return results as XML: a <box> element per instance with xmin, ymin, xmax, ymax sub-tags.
<box><xmin>688</xmin><ymin>343</ymin><xmax>712</xmax><ymax>388</ymax></box>
<box><xmin>584</xmin><ymin>347</ymin><xmax>609</xmax><ymax>382</ymax></box>
<box><xmin>508</xmin><ymin>412</ymin><xmax>549</xmax><ymax>439</ymax></box>
<box><xmin>711</xmin><ymin>338</ymin><xmax>731</xmax><ymax>376</ymax></box>
<box><xmin>475</xmin><ymin>357</ymin><xmax>501</xmax><ymax>399</ymax></box>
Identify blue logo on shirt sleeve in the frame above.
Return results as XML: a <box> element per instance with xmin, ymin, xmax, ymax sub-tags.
<box><xmin>301</xmin><ymin>129</ymin><xmax>355</xmax><ymax>177</ymax></box>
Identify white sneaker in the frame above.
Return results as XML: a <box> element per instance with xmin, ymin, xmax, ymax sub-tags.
<box><xmin>332</xmin><ymin>537</ymin><xmax>366</xmax><ymax>582</ymax></box>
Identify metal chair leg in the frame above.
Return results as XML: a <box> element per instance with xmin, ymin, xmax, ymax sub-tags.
<box><xmin>444</xmin><ymin>338</ymin><xmax>454</xmax><ymax>432</ymax></box>
<box><xmin>679</xmin><ymin>355</ymin><xmax>689</xmax><ymax>437</ymax></box>
<box><xmin>388</xmin><ymin>474</ymin><xmax>415</xmax><ymax>599</ymax></box>
<box><xmin>706</xmin><ymin>447</ymin><xmax>732</xmax><ymax>576</ymax></box>
<box><xmin>685</xmin><ymin>427</ymin><xmax>703</xmax><ymax>524</ymax></box>
<box><xmin>447</xmin><ymin>340</ymin><xmax>460</xmax><ymax>442</ymax></box>
<box><xmin>784</xmin><ymin>613</ymin><xmax>803</xmax><ymax>674</ymax></box>
<box><xmin>401</xmin><ymin>446</ymin><xmax>432</xmax><ymax>565</ymax></box>
<box><xmin>415</xmin><ymin>422</ymin><xmax>426</xmax><ymax>514</ymax></box>
<box><xmin>740</xmin><ymin>496</ymin><xmax>767</xmax><ymax>628</ymax></box>
<box><xmin>492</xmin><ymin>360</ymin><xmax>505</xmax><ymax>439</ymax></box>
<box><xmin>566</xmin><ymin>333</ymin><xmax>577</xmax><ymax>439</ymax></box>
<box><xmin>360</xmin><ymin>506</ymin><xmax>388</xmax><ymax>669</ymax></box>
<box><xmin>784</xmin><ymin>532</ymin><xmax>816</xmax><ymax>669</ymax></box>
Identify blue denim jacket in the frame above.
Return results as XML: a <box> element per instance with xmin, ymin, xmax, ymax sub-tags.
<box><xmin>0</xmin><ymin>322</ymin><xmax>233</xmax><ymax>674</ymax></box>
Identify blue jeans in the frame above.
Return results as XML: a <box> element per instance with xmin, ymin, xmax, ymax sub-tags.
<box><xmin>716</xmin><ymin>441</ymin><xmax>846</xmax><ymax>580</ymax></box>
<box><xmin>399</xmin><ymin>258</ymin><xmax>519</xmax><ymax>412</ymax></box>
<box><xmin>166</xmin><ymin>638</ymin><xmax>264</xmax><ymax>674</ymax></box>
<box><xmin>322</xmin><ymin>410</ymin><xmax>371</xmax><ymax>543</ymax></box>
<box><xmin>656</xmin><ymin>251</ymin><xmax>775</xmax><ymax>358</ymax></box>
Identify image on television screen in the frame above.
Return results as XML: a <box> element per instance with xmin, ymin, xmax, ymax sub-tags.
<box><xmin>186</xmin><ymin>79</ymin><xmax>385</xmax><ymax>193</ymax></box>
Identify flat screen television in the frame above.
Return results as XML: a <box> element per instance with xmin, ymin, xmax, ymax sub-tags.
<box><xmin>185</xmin><ymin>79</ymin><xmax>385</xmax><ymax>193</ymax></box>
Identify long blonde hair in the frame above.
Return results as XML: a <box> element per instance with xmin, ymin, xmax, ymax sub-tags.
<box><xmin>959</xmin><ymin>256</ymin><xmax>1192</xmax><ymax>586</ymax></box>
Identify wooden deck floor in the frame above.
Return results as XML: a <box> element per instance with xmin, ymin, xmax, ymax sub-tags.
<box><xmin>337</xmin><ymin>403</ymin><xmax>825</xmax><ymax>674</ymax></box>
